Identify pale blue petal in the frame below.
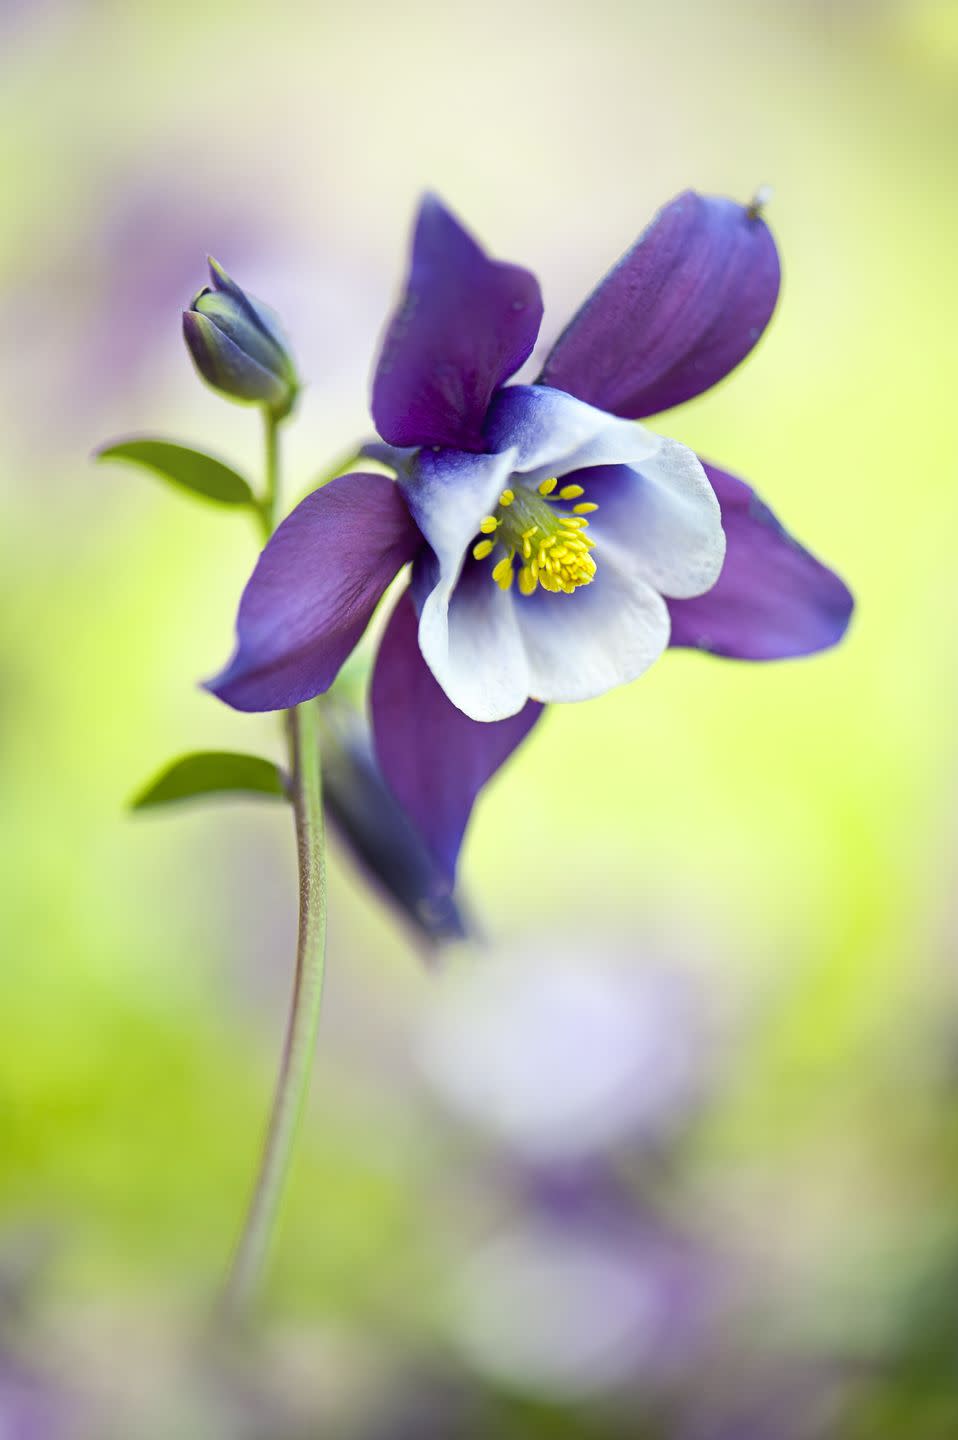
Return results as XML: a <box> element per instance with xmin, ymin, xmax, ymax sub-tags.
<box><xmin>515</xmin><ymin>558</ymin><xmax>671</xmax><ymax>704</ymax></box>
<box><xmin>418</xmin><ymin>557</ymin><xmax>531</xmax><ymax>722</ymax></box>
<box><xmin>578</xmin><ymin>445</ymin><xmax>725</xmax><ymax>600</ymax></box>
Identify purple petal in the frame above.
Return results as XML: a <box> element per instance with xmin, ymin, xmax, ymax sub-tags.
<box><xmin>372</xmin><ymin>194</ymin><xmax>544</xmax><ymax>451</ymax></box>
<box><xmin>539</xmin><ymin>191</ymin><xmax>781</xmax><ymax>419</ymax></box>
<box><xmin>207</xmin><ymin>473</ymin><xmax>422</xmax><ymax>711</ymax></box>
<box><xmin>371</xmin><ymin>588</ymin><xmax>542</xmax><ymax>882</ymax></box>
<box><xmin>667</xmin><ymin>463</ymin><xmax>854</xmax><ymax>659</ymax></box>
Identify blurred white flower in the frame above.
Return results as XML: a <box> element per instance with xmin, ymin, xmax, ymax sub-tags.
<box><xmin>419</xmin><ymin>952</ymin><xmax>707</xmax><ymax>1162</ymax></box>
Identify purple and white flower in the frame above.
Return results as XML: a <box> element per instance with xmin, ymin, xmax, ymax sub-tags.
<box><xmin>208</xmin><ymin>191</ymin><xmax>853</xmax><ymax>883</ymax></box>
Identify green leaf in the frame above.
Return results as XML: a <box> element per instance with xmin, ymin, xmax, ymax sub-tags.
<box><xmin>96</xmin><ymin>438</ymin><xmax>255</xmax><ymax>507</ymax></box>
<box><xmin>131</xmin><ymin>752</ymin><xmax>288</xmax><ymax>810</ymax></box>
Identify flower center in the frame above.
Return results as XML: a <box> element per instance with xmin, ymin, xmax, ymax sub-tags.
<box><xmin>470</xmin><ymin>477</ymin><xmax>599</xmax><ymax>597</ymax></box>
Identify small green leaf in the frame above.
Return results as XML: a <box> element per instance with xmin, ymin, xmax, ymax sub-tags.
<box><xmin>131</xmin><ymin>752</ymin><xmax>288</xmax><ymax>810</ymax></box>
<box><xmin>96</xmin><ymin>438</ymin><xmax>255</xmax><ymax>506</ymax></box>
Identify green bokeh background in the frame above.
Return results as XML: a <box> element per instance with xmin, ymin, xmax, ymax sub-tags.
<box><xmin>1</xmin><ymin>0</ymin><xmax>956</xmax><ymax>1430</ymax></box>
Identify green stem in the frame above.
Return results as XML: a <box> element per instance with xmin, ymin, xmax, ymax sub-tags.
<box><xmin>259</xmin><ymin>411</ymin><xmax>281</xmax><ymax>538</ymax></box>
<box><xmin>221</xmin><ymin>414</ymin><xmax>328</xmax><ymax>1321</ymax></box>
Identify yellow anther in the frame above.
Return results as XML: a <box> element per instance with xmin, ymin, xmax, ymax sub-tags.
<box><xmin>558</xmin><ymin>484</ymin><xmax>584</xmax><ymax>500</ymax></box>
<box><xmin>472</xmin><ymin>538</ymin><xmax>495</xmax><ymax>560</ymax></box>
<box><xmin>479</xmin><ymin>515</ymin><xmax>499</xmax><ymax>533</ymax></box>
<box><xmin>499</xmin><ymin>489</ymin><xmax>515</xmax><ymax>506</ymax></box>
<box><xmin>518</xmin><ymin>566</ymin><xmax>538</xmax><ymax>596</ymax></box>
<box><xmin>492</xmin><ymin>555</ymin><xmax>514</xmax><ymax>590</ymax></box>
<box><xmin>573</xmin><ymin>502</ymin><xmax>598</xmax><ymax>514</ymax></box>
<box><xmin>538</xmin><ymin>477</ymin><xmax>558</xmax><ymax>496</ymax></box>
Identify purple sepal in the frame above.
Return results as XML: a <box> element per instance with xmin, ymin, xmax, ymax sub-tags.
<box><xmin>372</xmin><ymin>194</ymin><xmax>544</xmax><ymax>452</ymax></box>
<box><xmin>320</xmin><ymin>699</ymin><xmax>469</xmax><ymax>948</ymax></box>
<box><xmin>207</xmin><ymin>473</ymin><xmax>422</xmax><ymax>712</ymax></box>
<box><xmin>371</xmin><ymin>588</ymin><xmax>542</xmax><ymax>883</ymax></box>
<box><xmin>667</xmin><ymin>464</ymin><xmax>854</xmax><ymax>659</ymax></box>
<box><xmin>539</xmin><ymin>190</ymin><xmax>780</xmax><ymax>419</ymax></box>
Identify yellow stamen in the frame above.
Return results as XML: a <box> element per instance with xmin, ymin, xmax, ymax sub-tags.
<box><xmin>468</xmin><ymin>478</ymin><xmax>600</xmax><ymax>598</ymax></box>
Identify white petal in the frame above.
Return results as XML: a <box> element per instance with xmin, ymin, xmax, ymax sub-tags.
<box><xmin>585</xmin><ymin>440</ymin><xmax>726</xmax><ymax>599</ymax></box>
<box><xmin>418</xmin><ymin>562</ymin><xmax>531</xmax><ymax>722</ymax></box>
<box><xmin>515</xmin><ymin>554</ymin><xmax>670</xmax><ymax>704</ymax></box>
<box><xmin>398</xmin><ymin>446</ymin><xmax>516</xmax><ymax>579</ymax></box>
<box><xmin>486</xmin><ymin>385</ymin><xmax>660</xmax><ymax>486</ymax></box>
<box><xmin>400</xmin><ymin>447</ymin><xmax>530</xmax><ymax>720</ymax></box>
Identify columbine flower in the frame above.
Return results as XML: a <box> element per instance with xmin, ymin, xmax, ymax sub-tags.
<box><xmin>183</xmin><ymin>257</ymin><xmax>298</xmax><ymax>417</ymax></box>
<box><xmin>208</xmin><ymin>191</ymin><xmax>852</xmax><ymax>886</ymax></box>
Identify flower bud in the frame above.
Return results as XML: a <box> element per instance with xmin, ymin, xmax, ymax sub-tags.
<box><xmin>183</xmin><ymin>258</ymin><xmax>298</xmax><ymax>418</ymax></box>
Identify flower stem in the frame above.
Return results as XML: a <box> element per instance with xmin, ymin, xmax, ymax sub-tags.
<box><xmin>221</xmin><ymin>414</ymin><xmax>328</xmax><ymax>1322</ymax></box>
<box><xmin>260</xmin><ymin>410</ymin><xmax>281</xmax><ymax>537</ymax></box>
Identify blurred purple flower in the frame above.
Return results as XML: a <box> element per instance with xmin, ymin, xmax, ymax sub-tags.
<box><xmin>449</xmin><ymin>1175</ymin><xmax>715</xmax><ymax>1400</ymax></box>
<box><xmin>420</xmin><ymin>955</ymin><xmax>707</xmax><ymax>1162</ymax></box>
<box><xmin>209</xmin><ymin>191</ymin><xmax>853</xmax><ymax>883</ymax></box>
<box><xmin>0</xmin><ymin>1352</ymin><xmax>75</xmax><ymax>1440</ymax></box>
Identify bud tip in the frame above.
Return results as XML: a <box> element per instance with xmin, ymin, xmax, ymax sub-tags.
<box><xmin>746</xmin><ymin>184</ymin><xmax>774</xmax><ymax>220</ymax></box>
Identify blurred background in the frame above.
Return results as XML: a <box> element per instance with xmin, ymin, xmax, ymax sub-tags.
<box><xmin>1</xmin><ymin>0</ymin><xmax>956</xmax><ymax>1434</ymax></box>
